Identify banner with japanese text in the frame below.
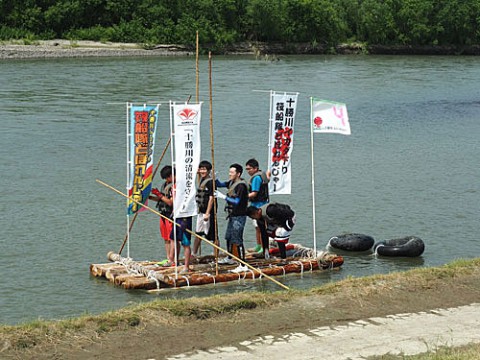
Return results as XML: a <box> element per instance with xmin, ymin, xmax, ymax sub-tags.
<box><xmin>311</xmin><ymin>98</ymin><xmax>351</xmax><ymax>135</ymax></box>
<box><xmin>268</xmin><ymin>91</ymin><xmax>299</xmax><ymax>195</ymax></box>
<box><xmin>171</xmin><ymin>102</ymin><xmax>202</xmax><ymax>218</ymax></box>
<box><xmin>127</xmin><ymin>104</ymin><xmax>159</xmax><ymax>215</ymax></box>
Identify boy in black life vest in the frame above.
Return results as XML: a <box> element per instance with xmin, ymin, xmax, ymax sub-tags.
<box><xmin>214</xmin><ymin>163</ymin><xmax>249</xmax><ymax>273</ymax></box>
<box><xmin>193</xmin><ymin>160</ymin><xmax>216</xmax><ymax>256</ymax></box>
<box><xmin>246</xmin><ymin>203</ymin><xmax>295</xmax><ymax>259</ymax></box>
<box><xmin>150</xmin><ymin>165</ymin><xmax>174</xmax><ymax>265</ymax></box>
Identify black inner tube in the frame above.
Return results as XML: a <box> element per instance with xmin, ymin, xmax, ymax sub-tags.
<box><xmin>374</xmin><ymin>236</ymin><xmax>425</xmax><ymax>257</ymax></box>
<box><xmin>328</xmin><ymin>233</ymin><xmax>375</xmax><ymax>252</ymax></box>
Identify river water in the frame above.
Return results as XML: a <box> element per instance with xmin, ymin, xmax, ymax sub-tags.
<box><xmin>0</xmin><ymin>54</ymin><xmax>478</xmax><ymax>325</ymax></box>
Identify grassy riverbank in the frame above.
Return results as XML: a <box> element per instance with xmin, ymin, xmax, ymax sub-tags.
<box><xmin>1</xmin><ymin>258</ymin><xmax>479</xmax><ymax>359</ymax></box>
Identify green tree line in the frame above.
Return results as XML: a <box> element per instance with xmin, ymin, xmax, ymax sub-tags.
<box><xmin>1</xmin><ymin>0</ymin><xmax>479</xmax><ymax>50</ymax></box>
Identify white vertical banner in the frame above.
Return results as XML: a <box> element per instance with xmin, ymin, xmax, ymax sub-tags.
<box><xmin>311</xmin><ymin>98</ymin><xmax>351</xmax><ymax>135</ymax></box>
<box><xmin>171</xmin><ymin>102</ymin><xmax>202</xmax><ymax>218</ymax></box>
<box><xmin>268</xmin><ymin>91</ymin><xmax>299</xmax><ymax>195</ymax></box>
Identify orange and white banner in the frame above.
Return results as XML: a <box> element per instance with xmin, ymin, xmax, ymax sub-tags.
<box><xmin>171</xmin><ymin>102</ymin><xmax>202</xmax><ymax>218</ymax></box>
<box><xmin>127</xmin><ymin>104</ymin><xmax>159</xmax><ymax>215</ymax></box>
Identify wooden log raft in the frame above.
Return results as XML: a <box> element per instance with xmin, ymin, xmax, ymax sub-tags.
<box><xmin>90</xmin><ymin>248</ymin><xmax>344</xmax><ymax>290</ymax></box>
<box><xmin>156</xmin><ymin>260</ymin><xmax>333</xmax><ymax>288</ymax></box>
<box><xmin>90</xmin><ymin>262</ymin><xmax>119</xmax><ymax>277</ymax></box>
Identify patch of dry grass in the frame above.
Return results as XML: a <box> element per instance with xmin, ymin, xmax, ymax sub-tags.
<box><xmin>0</xmin><ymin>292</ymin><xmax>294</xmax><ymax>352</ymax></box>
<box><xmin>368</xmin><ymin>342</ymin><xmax>480</xmax><ymax>359</ymax></box>
<box><xmin>310</xmin><ymin>257</ymin><xmax>480</xmax><ymax>297</ymax></box>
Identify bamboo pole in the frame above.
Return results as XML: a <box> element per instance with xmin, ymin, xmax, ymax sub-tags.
<box><xmin>119</xmin><ymin>138</ymin><xmax>171</xmax><ymax>255</ymax></box>
<box><xmin>96</xmin><ymin>178</ymin><xmax>290</xmax><ymax>290</ymax></box>
<box><xmin>208</xmin><ymin>52</ymin><xmax>220</xmax><ymax>276</ymax></box>
<box><xmin>196</xmin><ymin>31</ymin><xmax>199</xmax><ymax>103</ymax></box>
<box><xmin>195</xmin><ymin>32</ymin><xmax>201</xmax><ymax>256</ymax></box>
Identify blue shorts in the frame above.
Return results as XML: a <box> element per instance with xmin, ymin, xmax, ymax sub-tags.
<box><xmin>225</xmin><ymin>216</ymin><xmax>246</xmax><ymax>245</ymax></box>
<box><xmin>170</xmin><ymin>217</ymin><xmax>192</xmax><ymax>246</ymax></box>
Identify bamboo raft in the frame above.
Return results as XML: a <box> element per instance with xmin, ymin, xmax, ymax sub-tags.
<box><xmin>90</xmin><ymin>244</ymin><xmax>344</xmax><ymax>290</ymax></box>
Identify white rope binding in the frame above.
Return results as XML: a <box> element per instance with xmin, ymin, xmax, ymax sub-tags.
<box><xmin>268</xmin><ymin>263</ymin><xmax>286</xmax><ymax>277</ymax></box>
<box><xmin>374</xmin><ymin>244</ymin><xmax>385</xmax><ymax>257</ymax></box>
<box><xmin>308</xmin><ymin>260</ymin><xmax>314</xmax><ymax>272</ymax></box>
<box><xmin>326</xmin><ymin>236</ymin><xmax>337</xmax><ymax>249</ymax></box>
<box><xmin>202</xmin><ymin>272</ymin><xmax>216</xmax><ymax>286</ymax></box>
<box><xmin>181</xmin><ymin>276</ymin><xmax>190</xmax><ymax>288</ymax></box>
<box><xmin>293</xmin><ymin>261</ymin><xmax>304</xmax><ymax>276</ymax></box>
<box><xmin>147</xmin><ymin>270</ymin><xmax>160</xmax><ymax>290</ymax></box>
<box><xmin>115</xmin><ymin>257</ymin><xmax>137</xmax><ymax>275</ymax></box>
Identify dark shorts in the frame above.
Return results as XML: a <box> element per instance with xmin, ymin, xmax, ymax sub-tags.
<box><xmin>170</xmin><ymin>217</ymin><xmax>192</xmax><ymax>246</ymax></box>
<box><xmin>225</xmin><ymin>215</ymin><xmax>246</xmax><ymax>245</ymax></box>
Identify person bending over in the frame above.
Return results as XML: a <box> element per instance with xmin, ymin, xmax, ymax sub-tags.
<box><xmin>246</xmin><ymin>203</ymin><xmax>295</xmax><ymax>259</ymax></box>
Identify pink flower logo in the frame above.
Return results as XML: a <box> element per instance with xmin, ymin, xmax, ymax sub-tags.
<box><xmin>314</xmin><ymin>116</ymin><xmax>323</xmax><ymax>127</ymax></box>
<box><xmin>178</xmin><ymin>108</ymin><xmax>197</xmax><ymax>121</ymax></box>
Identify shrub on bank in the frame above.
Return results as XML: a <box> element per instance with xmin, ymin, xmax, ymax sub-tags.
<box><xmin>0</xmin><ymin>0</ymin><xmax>479</xmax><ymax>51</ymax></box>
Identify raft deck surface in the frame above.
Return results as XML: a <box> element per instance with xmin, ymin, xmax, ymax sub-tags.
<box><xmin>90</xmin><ymin>246</ymin><xmax>344</xmax><ymax>290</ymax></box>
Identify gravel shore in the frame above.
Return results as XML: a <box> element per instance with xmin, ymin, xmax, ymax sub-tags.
<box><xmin>0</xmin><ymin>40</ymin><xmax>194</xmax><ymax>59</ymax></box>
<box><xmin>3</xmin><ymin>40</ymin><xmax>479</xmax><ymax>59</ymax></box>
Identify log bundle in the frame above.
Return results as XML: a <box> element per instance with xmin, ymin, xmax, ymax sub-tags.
<box><xmin>89</xmin><ymin>246</ymin><xmax>344</xmax><ymax>290</ymax></box>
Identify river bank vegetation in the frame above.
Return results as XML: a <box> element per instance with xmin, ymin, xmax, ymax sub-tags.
<box><xmin>1</xmin><ymin>0</ymin><xmax>479</xmax><ymax>53</ymax></box>
<box><xmin>1</xmin><ymin>258</ymin><xmax>479</xmax><ymax>359</ymax></box>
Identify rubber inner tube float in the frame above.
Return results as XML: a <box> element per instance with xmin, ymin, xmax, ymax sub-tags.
<box><xmin>374</xmin><ymin>236</ymin><xmax>425</xmax><ymax>257</ymax></box>
<box><xmin>327</xmin><ymin>233</ymin><xmax>375</xmax><ymax>252</ymax></box>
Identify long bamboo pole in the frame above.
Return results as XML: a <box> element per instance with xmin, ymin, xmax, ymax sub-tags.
<box><xmin>194</xmin><ymin>32</ymin><xmax>201</xmax><ymax>256</ymax></box>
<box><xmin>208</xmin><ymin>51</ymin><xmax>220</xmax><ymax>276</ymax></box>
<box><xmin>119</xmin><ymin>138</ymin><xmax>171</xmax><ymax>255</ymax></box>
<box><xmin>196</xmin><ymin>31</ymin><xmax>199</xmax><ymax>104</ymax></box>
<box><xmin>97</xmin><ymin>178</ymin><xmax>289</xmax><ymax>290</ymax></box>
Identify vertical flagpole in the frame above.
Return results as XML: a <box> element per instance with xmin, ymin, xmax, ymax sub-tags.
<box><xmin>195</xmin><ymin>33</ymin><xmax>201</xmax><ymax>256</ymax></box>
<box><xmin>208</xmin><ymin>52</ymin><xmax>219</xmax><ymax>276</ymax></box>
<box><xmin>126</xmin><ymin>102</ymin><xmax>132</xmax><ymax>259</ymax></box>
<box><xmin>310</xmin><ymin>97</ymin><xmax>317</xmax><ymax>253</ymax></box>
<box><xmin>267</xmin><ymin>90</ymin><xmax>273</xmax><ymax>170</ymax></box>
<box><xmin>169</xmin><ymin>101</ymin><xmax>178</xmax><ymax>279</ymax></box>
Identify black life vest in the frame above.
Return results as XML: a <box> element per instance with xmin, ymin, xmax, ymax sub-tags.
<box><xmin>195</xmin><ymin>177</ymin><xmax>211</xmax><ymax>214</ymax></box>
<box><xmin>225</xmin><ymin>178</ymin><xmax>248</xmax><ymax>217</ymax></box>
<box><xmin>264</xmin><ymin>203</ymin><xmax>295</xmax><ymax>230</ymax></box>
<box><xmin>156</xmin><ymin>182</ymin><xmax>173</xmax><ymax>216</ymax></box>
<box><xmin>248</xmin><ymin>170</ymin><xmax>269</xmax><ymax>203</ymax></box>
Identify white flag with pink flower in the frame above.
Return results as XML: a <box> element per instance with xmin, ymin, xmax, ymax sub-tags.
<box><xmin>171</xmin><ymin>102</ymin><xmax>202</xmax><ymax>218</ymax></box>
<box><xmin>311</xmin><ymin>98</ymin><xmax>351</xmax><ymax>135</ymax></box>
<box><xmin>309</xmin><ymin>97</ymin><xmax>351</xmax><ymax>253</ymax></box>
